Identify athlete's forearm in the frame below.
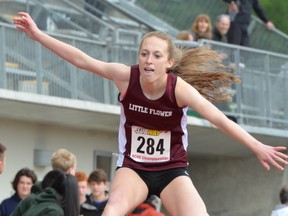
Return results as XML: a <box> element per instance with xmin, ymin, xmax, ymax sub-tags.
<box><xmin>35</xmin><ymin>31</ymin><xmax>90</xmax><ymax>70</ymax></box>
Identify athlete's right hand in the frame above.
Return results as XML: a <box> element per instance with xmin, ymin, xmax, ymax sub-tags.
<box><xmin>13</xmin><ymin>12</ymin><xmax>42</xmax><ymax>41</ymax></box>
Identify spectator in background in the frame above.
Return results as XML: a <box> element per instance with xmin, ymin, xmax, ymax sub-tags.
<box><xmin>0</xmin><ymin>168</ymin><xmax>37</xmax><ymax>216</ymax></box>
<box><xmin>176</xmin><ymin>30</ymin><xmax>193</xmax><ymax>41</ymax></box>
<box><xmin>223</xmin><ymin>0</ymin><xmax>275</xmax><ymax>46</ymax></box>
<box><xmin>32</xmin><ymin>148</ymin><xmax>77</xmax><ymax>194</ymax></box>
<box><xmin>75</xmin><ymin>171</ymin><xmax>89</xmax><ymax>204</ymax></box>
<box><xmin>270</xmin><ymin>185</ymin><xmax>288</xmax><ymax>216</ymax></box>
<box><xmin>11</xmin><ymin>169</ymin><xmax>80</xmax><ymax>216</ymax></box>
<box><xmin>211</xmin><ymin>13</ymin><xmax>237</xmax><ymax>118</ymax></box>
<box><xmin>80</xmin><ymin>169</ymin><xmax>109</xmax><ymax>216</ymax></box>
<box><xmin>211</xmin><ymin>14</ymin><xmax>235</xmax><ymax>69</ymax></box>
<box><xmin>212</xmin><ymin>14</ymin><xmax>231</xmax><ymax>42</ymax></box>
<box><xmin>0</xmin><ymin>143</ymin><xmax>7</xmax><ymax>174</ymax></box>
<box><xmin>51</xmin><ymin>148</ymin><xmax>77</xmax><ymax>175</ymax></box>
<box><xmin>191</xmin><ymin>14</ymin><xmax>212</xmax><ymax>41</ymax></box>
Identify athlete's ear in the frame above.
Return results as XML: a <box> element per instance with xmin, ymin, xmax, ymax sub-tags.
<box><xmin>167</xmin><ymin>59</ymin><xmax>174</xmax><ymax>69</ymax></box>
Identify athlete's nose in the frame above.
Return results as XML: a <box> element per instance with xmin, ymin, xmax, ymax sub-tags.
<box><xmin>146</xmin><ymin>54</ymin><xmax>153</xmax><ymax>64</ymax></box>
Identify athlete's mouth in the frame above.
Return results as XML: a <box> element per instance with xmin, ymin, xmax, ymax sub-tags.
<box><xmin>144</xmin><ymin>67</ymin><xmax>154</xmax><ymax>72</ymax></box>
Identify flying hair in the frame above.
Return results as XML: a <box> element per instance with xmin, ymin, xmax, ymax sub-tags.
<box><xmin>140</xmin><ymin>31</ymin><xmax>240</xmax><ymax>102</ymax></box>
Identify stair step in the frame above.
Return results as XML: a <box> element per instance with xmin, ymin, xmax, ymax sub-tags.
<box><xmin>5</xmin><ymin>62</ymin><xmax>19</xmax><ymax>69</ymax></box>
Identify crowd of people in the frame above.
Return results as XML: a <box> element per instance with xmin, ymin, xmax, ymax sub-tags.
<box><xmin>0</xmin><ymin>148</ymin><xmax>80</xmax><ymax>216</ymax></box>
<box><xmin>177</xmin><ymin>0</ymin><xmax>275</xmax><ymax>47</ymax></box>
<box><xmin>0</xmin><ymin>146</ymin><xmax>166</xmax><ymax>215</ymax></box>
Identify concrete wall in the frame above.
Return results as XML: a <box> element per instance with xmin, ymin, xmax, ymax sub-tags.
<box><xmin>188</xmin><ymin>156</ymin><xmax>285</xmax><ymax>216</ymax></box>
<box><xmin>0</xmin><ymin>118</ymin><xmax>286</xmax><ymax>216</ymax></box>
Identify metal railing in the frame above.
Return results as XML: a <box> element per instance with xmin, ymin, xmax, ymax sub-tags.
<box><xmin>199</xmin><ymin>39</ymin><xmax>288</xmax><ymax>128</ymax></box>
<box><xmin>0</xmin><ymin>0</ymin><xmax>116</xmax><ymax>40</ymax></box>
<box><xmin>0</xmin><ymin>23</ymin><xmax>116</xmax><ymax>104</ymax></box>
<box><xmin>0</xmin><ymin>22</ymin><xmax>288</xmax><ymax>129</ymax></box>
<box><xmin>0</xmin><ymin>0</ymin><xmax>176</xmax><ymax>40</ymax></box>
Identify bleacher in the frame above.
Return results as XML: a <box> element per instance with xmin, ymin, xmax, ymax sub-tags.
<box><xmin>2</xmin><ymin>0</ymin><xmax>287</xmax><ymax>53</ymax></box>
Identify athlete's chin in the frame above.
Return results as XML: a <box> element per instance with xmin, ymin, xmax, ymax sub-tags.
<box><xmin>142</xmin><ymin>75</ymin><xmax>156</xmax><ymax>83</ymax></box>
<box><xmin>140</xmin><ymin>71</ymin><xmax>155</xmax><ymax>81</ymax></box>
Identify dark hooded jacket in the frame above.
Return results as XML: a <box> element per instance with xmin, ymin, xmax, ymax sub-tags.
<box><xmin>10</xmin><ymin>188</ymin><xmax>63</xmax><ymax>216</ymax></box>
<box><xmin>80</xmin><ymin>194</ymin><xmax>108</xmax><ymax>216</ymax></box>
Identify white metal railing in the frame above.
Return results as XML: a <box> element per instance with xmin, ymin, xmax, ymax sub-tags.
<box><xmin>1</xmin><ymin>22</ymin><xmax>288</xmax><ymax>129</ymax></box>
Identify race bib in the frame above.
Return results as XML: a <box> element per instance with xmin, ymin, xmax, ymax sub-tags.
<box><xmin>130</xmin><ymin>125</ymin><xmax>171</xmax><ymax>163</ymax></box>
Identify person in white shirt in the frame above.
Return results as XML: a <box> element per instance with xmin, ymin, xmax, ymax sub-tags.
<box><xmin>271</xmin><ymin>185</ymin><xmax>288</xmax><ymax>216</ymax></box>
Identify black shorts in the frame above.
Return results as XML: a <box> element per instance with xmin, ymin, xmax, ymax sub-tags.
<box><xmin>118</xmin><ymin>167</ymin><xmax>190</xmax><ymax>197</ymax></box>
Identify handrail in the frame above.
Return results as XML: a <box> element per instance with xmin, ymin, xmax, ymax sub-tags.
<box><xmin>1</xmin><ymin>19</ymin><xmax>287</xmax><ymax>130</ymax></box>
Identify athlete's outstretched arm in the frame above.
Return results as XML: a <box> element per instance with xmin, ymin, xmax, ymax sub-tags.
<box><xmin>176</xmin><ymin>77</ymin><xmax>288</xmax><ymax>171</ymax></box>
<box><xmin>13</xmin><ymin>12</ymin><xmax>130</xmax><ymax>86</ymax></box>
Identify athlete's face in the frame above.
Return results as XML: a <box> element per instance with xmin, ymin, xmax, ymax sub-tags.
<box><xmin>138</xmin><ymin>36</ymin><xmax>173</xmax><ymax>83</ymax></box>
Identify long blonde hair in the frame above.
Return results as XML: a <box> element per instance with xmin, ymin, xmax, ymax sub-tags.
<box><xmin>139</xmin><ymin>31</ymin><xmax>240</xmax><ymax>102</ymax></box>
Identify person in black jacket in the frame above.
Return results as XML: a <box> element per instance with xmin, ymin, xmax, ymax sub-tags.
<box><xmin>223</xmin><ymin>0</ymin><xmax>275</xmax><ymax>46</ymax></box>
<box><xmin>212</xmin><ymin>14</ymin><xmax>231</xmax><ymax>42</ymax></box>
<box><xmin>80</xmin><ymin>169</ymin><xmax>109</xmax><ymax>216</ymax></box>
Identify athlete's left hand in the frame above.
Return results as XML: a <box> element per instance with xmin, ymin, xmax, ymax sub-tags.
<box><xmin>255</xmin><ymin>143</ymin><xmax>287</xmax><ymax>171</ymax></box>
